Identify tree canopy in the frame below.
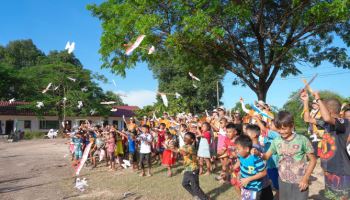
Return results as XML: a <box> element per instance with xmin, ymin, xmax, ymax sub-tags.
<box><xmin>88</xmin><ymin>0</ymin><xmax>350</xmax><ymax>101</ymax></box>
<box><xmin>0</xmin><ymin>39</ymin><xmax>124</xmax><ymax>126</ymax></box>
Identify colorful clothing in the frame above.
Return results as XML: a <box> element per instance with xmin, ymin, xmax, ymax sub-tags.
<box><xmin>197</xmin><ymin>132</ymin><xmax>211</xmax><ymax>158</ymax></box>
<box><xmin>268</xmin><ymin>133</ymin><xmax>314</xmax><ymax>184</ymax></box>
<box><xmin>217</xmin><ymin>128</ymin><xmax>227</xmax><ymax>152</ymax></box>
<box><xmin>162</xmin><ymin>139</ymin><xmax>176</xmax><ymax>166</ymax></box>
<box><xmin>258</xmin><ymin>130</ymin><xmax>279</xmax><ymax>169</ymax></box>
<box><xmin>324</xmin><ymin>172</ymin><xmax>350</xmax><ymax>199</ymax></box>
<box><xmin>181</xmin><ymin>144</ymin><xmax>198</xmax><ymax>172</ymax></box>
<box><xmin>238</xmin><ymin>154</ymin><xmax>266</xmax><ymax>191</ymax></box>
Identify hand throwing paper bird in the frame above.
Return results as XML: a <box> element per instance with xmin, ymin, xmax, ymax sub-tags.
<box><xmin>125</xmin><ymin>35</ymin><xmax>146</xmax><ymax>55</ymax></box>
<box><xmin>42</xmin><ymin>83</ymin><xmax>52</xmax><ymax>94</ymax></box>
<box><xmin>65</xmin><ymin>41</ymin><xmax>75</xmax><ymax>54</ymax></box>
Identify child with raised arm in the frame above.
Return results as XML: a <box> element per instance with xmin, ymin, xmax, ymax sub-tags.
<box><xmin>302</xmin><ymin>91</ymin><xmax>350</xmax><ymax>199</ymax></box>
<box><xmin>260</xmin><ymin>111</ymin><xmax>316</xmax><ymax>200</ymax></box>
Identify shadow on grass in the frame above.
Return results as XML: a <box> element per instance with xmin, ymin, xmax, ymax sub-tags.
<box><xmin>0</xmin><ymin>183</ymin><xmax>45</xmax><ymax>193</ymax></box>
<box><xmin>308</xmin><ymin>189</ymin><xmax>327</xmax><ymax>200</ymax></box>
<box><xmin>207</xmin><ymin>183</ymin><xmax>232</xmax><ymax>200</ymax></box>
<box><xmin>0</xmin><ymin>176</ymin><xmax>34</xmax><ymax>184</ymax></box>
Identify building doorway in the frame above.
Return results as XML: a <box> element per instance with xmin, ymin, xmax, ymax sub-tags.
<box><xmin>5</xmin><ymin>120</ymin><xmax>14</xmax><ymax>135</ymax></box>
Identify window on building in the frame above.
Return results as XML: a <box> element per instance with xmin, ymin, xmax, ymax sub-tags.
<box><xmin>112</xmin><ymin>120</ymin><xmax>118</xmax><ymax>128</ymax></box>
<box><xmin>39</xmin><ymin>120</ymin><xmax>59</xmax><ymax>129</ymax></box>
<box><xmin>24</xmin><ymin>120</ymin><xmax>31</xmax><ymax>129</ymax></box>
<box><xmin>103</xmin><ymin>120</ymin><xmax>109</xmax><ymax>127</ymax></box>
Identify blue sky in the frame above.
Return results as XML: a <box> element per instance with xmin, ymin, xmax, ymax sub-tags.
<box><xmin>1</xmin><ymin>0</ymin><xmax>350</xmax><ymax>109</ymax></box>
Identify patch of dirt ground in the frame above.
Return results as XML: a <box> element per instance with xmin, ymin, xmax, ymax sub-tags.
<box><xmin>0</xmin><ymin>139</ymin><xmax>326</xmax><ymax>200</ymax></box>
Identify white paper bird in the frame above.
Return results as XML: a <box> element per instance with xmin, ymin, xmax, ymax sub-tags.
<box><xmin>65</xmin><ymin>41</ymin><xmax>75</xmax><ymax>54</ymax></box>
<box><xmin>90</xmin><ymin>109</ymin><xmax>96</xmax><ymax>115</ymax></box>
<box><xmin>99</xmin><ymin>149</ymin><xmax>105</xmax><ymax>162</ymax></box>
<box><xmin>77</xmin><ymin>101</ymin><xmax>83</xmax><ymax>109</ymax></box>
<box><xmin>9</xmin><ymin>98</ymin><xmax>15</xmax><ymax>104</ymax></box>
<box><xmin>100</xmin><ymin>101</ymin><xmax>116</xmax><ymax>105</ymax></box>
<box><xmin>123</xmin><ymin>160</ymin><xmax>131</xmax><ymax>167</ymax></box>
<box><xmin>123</xmin><ymin>115</ymin><xmax>126</xmax><ymax>121</ymax></box>
<box><xmin>175</xmin><ymin>92</ymin><xmax>181</xmax><ymax>99</ymax></box>
<box><xmin>54</xmin><ymin>86</ymin><xmax>59</xmax><ymax>91</ymax></box>
<box><xmin>189</xmin><ymin>72</ymin><xmax>200</xmax><ymax>81</ymax></box>
<box><xmin>81</xmin><ymin>87</ymin><xmax>88</xmax><ymax>92</ymax></box>
<box><xmin>75</xmin><ymin>178</ymin><xmax>88</xmax><ymax>192</ymax></box>
<box><xmin>192</xmin><ymin>83</ymin><xmax>198</xmax><ymax>88</ymax></box>
<box><xmin>42</xmin><ymin>82</ymin><xmax>52</xmax><ymax>94</ymax></box>
<box><xmin>125</xmin><ymin>35</ymin><xmax>146</xmax><ymax>55</ymax></box>
<box><xmin>148</xmin><ymin>45</ymin><xmax>155</xmax><ymax>54</ymax></box>
<box><xmin>61</xmin><ymin>121</ymin><xmax>65</xmax><ymax>128</ymax></box>
<box><xmin>46</xmin><ymin>129</ymin><xmax>58</xmax><ymax>139</ymax></box>
<box><xmin>111</xmin><ymin>108</ymin><xmax>118</xmax><ymax>112</ymax></box>
<box><xmin>112</xmin><ymin>80</ymin><xmax>117</xmax><ymax>87</ymax></box>
<box><xmin>36</xmin><ymin>101</ymin><xmax>44</xmax><ymax>109</ymax></box>
<box><xmin>160</xmin><ymin>93</ymin><xmax>168</xmax><ymax>107</ymax></box>
<box><xmin>62</xmin><ymin>97</ymin><xmax>67</xmax><ymax>103</ymax></box>
<box><xmin>67</xmin><ymin>77</ymin><xmax>76</xmax><ymax>82</ymax></box>
<box><xmin>347</xmin><ymin>143</ymin><xmax>350</xmax><ymax>156</ymax></box>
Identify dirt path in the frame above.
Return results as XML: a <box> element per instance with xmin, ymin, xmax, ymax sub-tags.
<box><xmin>0</xmin><ymin>139</ymin><xmax>326</xmax><ymax>200</ymax></box>
<box><xmin>0</xmin><ymin>139</ymin><xmax>75</xmax><ymax>200</ymax></box>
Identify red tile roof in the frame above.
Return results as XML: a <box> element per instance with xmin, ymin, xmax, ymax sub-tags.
<box><xmin>111</xmin><ymin>106</ymin><xmax>139</xmax><ymax>118</ymax></box>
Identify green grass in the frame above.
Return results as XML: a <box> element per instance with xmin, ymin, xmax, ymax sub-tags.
<box><xmin>67</xmin><ymin>162</ymin><xmax>239</xmax><ymax>200</ymax></box>
<box><xmin>24</xmin><ymin>131</ymin><xmax>46</xmax><ymax>140</ymax></box>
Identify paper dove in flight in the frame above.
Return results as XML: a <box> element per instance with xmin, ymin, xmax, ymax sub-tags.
<box><xmin>54</xmin><ymin>85</ymin><xmax>59</xmax><ymax>91</ymax></box>
<box><xmin>189</xmin><ymin>72</ymin><xmax>200</xmax><ymax>81</ymax></box>
<box><xmin>42</xmin><ymin>83</ymin><xmax>52</xmax><ymax>94</ymax></box>
<box><xmin>160</xmin><ymin>93</ymin><xmax>168</xmax><ymax>107</ymax></box>
<box><xmin>90</xmin><ymin>109</ymin><xmax>96</xmax><ymax>115</ymax></box>
<box><xmin>112</xmin><ymin>80</ymin><xmax>117</xmax><ymax>88</ymax></box>
<box><xmin>9</xmin><ymin>98</ymin><xmax>15</xmax><ymax>104</ymax></box>
<box><xmin>148</xmin><ymin>45</ymin><xmax>155</xmax><ymax>54</ymax></box>
<box><xmin>192</xmin><ymin>83</ymin><xmax>198</xmax><ymax>89</ymax></box>
<box><xmin>81</xmin><ymin>87</ymin><xmax>88</xmax><ymax>92</ymax></box>
<box><xmin>62</xmin><ymin>97</ymin><xmax>67</xmax><ymax>103</ymax></box>
<box><xmin>100</xmin><ymin>101</ymin><xmax>116</xmax><ymax>105</ymax></box>
<box><xmin>77</xmin><ymin>101</ymin><xmax>83</xmax><ymax>109</ymax></box>
<box><xmin>67</xmin><ymin>77</ymin><xmax>76</xmax><ymax>82</ymax></box>
<box><xmin>125</xmin><ymin>35</ymin><xmax>146</xmax><ymax>55</ymax></box>
<box><xmin>36</xmin><ymin>101</ymin><xmax>44</xmax><ymax>109</ymax></box>
<box><xmin>111</xmin><ymin>108</ymin><xmax>118</xmax><ymax>112</ymax></box>
<box><xmin>175</xmin><ymin>92</ymin><xmax>181</xmax><ymax>99</ymax></box>
<box><xmin>65</xmin><ymin>41</ymin><xmax>75</xmax><ymax>54</ymax></box>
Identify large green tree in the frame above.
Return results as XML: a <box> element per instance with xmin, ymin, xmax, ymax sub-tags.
<box><xmin>88</xmin><ymin>0</ymin><xmax>350</xmax><ymax>101</ymax></box>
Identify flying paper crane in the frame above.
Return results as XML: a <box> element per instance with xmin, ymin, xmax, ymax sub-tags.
<box><xmin>175</xmin><ymin>92</ymin><xmax>181</xmax><ymax>99</ymax></box>
<box><xmin>42</xmin><ymin>83</ymin><xmax>52</xmax><ymax>94</ymax></box>
<box><xmin>112</xmin><ymin>80</ymin><xmax>117</xmax><ymax>87</ymax></box>
<box><xmin>111</xmin><ymin>108</ymin><xmax>118</xmax><ymax>112</ymax></box>
<box><xmin>54</xmin><ymin>85</ymin><xmax>59</xmax><ymax>91</ymax></box>
<box><xmin>148</xmin><ymin>45</ymin><xmax>155</xmax><ymax>54</ymax></box>
<box><xmin>36</xmin><ymin>101</ymin><xmax>44</xmax><ymax>109</ymax></box>
<box><xmin>65</xmin><ymin>41</ymin><xmax>75</xmax><ymax>54</ymax></box>
<box><xmin>77</xmin><ymin>101</ymin><xmax>83</xmax><ymax>109</ymax></box>
<box><xmin>90</xmin><ymin>109</ymin><xmax>96</xmax><ymax>115</ymax></box>
<box><xmin>9</xmin><ymin>98</ymin><xmax>15</xmax><ymax>104</ymax></box>
<box><xmin>189</xmin><ymin>72</ymin><xmax>200</xmax><ymax>81</ymax></box>
<box><xmin>125</xmin><ymin>35</ymin><xmax>146</xmax><ymax>56</ymax></box>
<box><xmin>159</xmin><ymin>93</ymin><xmax>168</xmax><ymax>107</ymax></box>
<box><xmin>62</xmin><ymin>97</ymin><xmax>67</xmax><ymax>103</ymax></box>
<box><xmin>67</xmin><ymin>77</ymin><xmax>76</xmax><ymax>82</ymax></box>
<box><xmin>100</xmin><ymin>101</ymin><xmax>116</xmax><ymax>105</ymax></box>
<box><xmin>81</xmin><ymin>87</ymin><xmax>88</xmax><ymax>92</ymax></box>
<box><xmin>192</xmin><ymin>83</ymin><xmax>198</xmax><ymax>89</ymax></box>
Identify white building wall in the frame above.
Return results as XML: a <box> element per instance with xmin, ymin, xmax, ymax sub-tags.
<box><xmin>0</xmin><ymin>115</ymin><xmax>124</xmax><ymax>134</ymax></box>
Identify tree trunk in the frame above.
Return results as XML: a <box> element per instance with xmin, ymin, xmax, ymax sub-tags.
<box><xmin>255</xmin><ymin>87</ymin><xmax>267</xmax><ymax>101</ymax></box>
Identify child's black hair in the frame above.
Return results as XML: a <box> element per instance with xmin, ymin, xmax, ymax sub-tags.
<box><xmin>235</xmin><ymin>135</ymin><xmax>253</xmax><ymax>149</ymax></box>
<box><xmin>180</xmin><ymin>123</ymin><xmax>187</xmax><ymax>129</ymax></box>
<box><xmin>142</xmin><ymin>124</ymin><xmax>150</xmax><ymax>129</ymax></box>
<box><xmin>274</xmin><ymin>111</ymin><xmax>294</xmax><ymax>129</ymax></box>
<box><xmin>160</xmin><ymin>123</ymin><xmax>166</xmax><ymax>127</ymax></box>
<box><xmin>226</xmin><ymin>123</ymin><xmax>241</xmax><ymax>135</ymax></box>
<box><xmin>325</xmin><ymin>98</ymin><xmax>342</xmax><ymax>114</ymax></box>
<box><xmin>185</xmin><ymin>132</ymin><xmax>196</xmax><ymax>141</ymax></box>
<box><xmin>246</xmin><ymin>124</ymin><xmax>261</xmax><ymax>136</ymax></box>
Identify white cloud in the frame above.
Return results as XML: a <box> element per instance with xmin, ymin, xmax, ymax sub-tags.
<box><xmin>114</xmin><ymin>90</ymin><xmax>157</xmax><ymax>108</ymax></box>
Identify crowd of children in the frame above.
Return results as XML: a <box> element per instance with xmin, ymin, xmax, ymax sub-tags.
<box><xmin>65</xmin><ymin>90</ymin><xmax>350</xmax><ymax>200</ymax></box>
